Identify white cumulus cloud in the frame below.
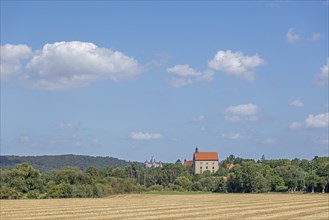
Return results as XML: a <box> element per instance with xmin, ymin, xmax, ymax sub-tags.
<box><xmin>166</xmin><ymin>65</ymin><xmax>214</xmax><ymax>88</ymax></box>
<box><xmin>290</xmin><ymin>112</ymin><xmax>329</xmax><ymax>130</ymax></box>
<box><xmin>289</xmin><ymin>122</ymin><xmax>303</xmax><ymax>130</ymax></box>
<box><xmin>225</xmin><ymin>103</ymin><xmax>259</xmax><ymax>122</ymax></box>
<box><xmin>208</xmin><ymin>50</ymin><xmax>265</xmax><ymax>81</ymax></box>
<box><xmin>225</xmin><ymin>103</ymin><xmax>258</xmax><ymax>115</ymax></box>
<box><xmin>305</xmin><ymin>112</ymin><xmax>329</xmax><ymax>128</ymax></box>
<box><xmin>289</xmin><ymin>99</ymin><xmax>304</xmax><ymax>107</ymax></box>
<box><xmin>316</xmin><ymin>57</ymin><xmax>328</xmax><ymax>86</ymax></box>
<box><xmin>167</xmin><ymin>64</ymin><xmax>201</xmax><ymax>77</ymax></box>
<box><xmin>285</xmin><ymin>28</ymin><xmax>300</xmax><ymax>43</ymax></box>
<box><xmin>196</xmin><ymin>70</ymin><xmax>215</xmax><ymax>83</ymax></box>
<box><xmin>0</xmin><ymin>44</ymin><xmax>32</xmax><ymax>79</ymax></box>
<box><xmin>24</xmin><ymin>41</ymin><xmax>142</xmax><ymax>90</ymax></box>
<box><xmin>129</xmin><ymin>132</ymin><xmax>164</xmax><ymax>140</ymax></box>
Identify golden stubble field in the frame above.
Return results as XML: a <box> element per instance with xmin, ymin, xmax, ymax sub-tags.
<box><xmin>0</xmin><ymin>193</ymin><xmax>328</xmax><ymax>220</ymax></box>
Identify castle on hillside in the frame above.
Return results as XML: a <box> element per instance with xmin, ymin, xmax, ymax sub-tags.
<box><xmin>145</xmin><ymin>156</ymin><xmax>163</xmax><ymax>168</ymax></box>
<box><xmin>184</xmin><ymin>147</ymin><xmax>219</xmax><ymax>174</ymax></box>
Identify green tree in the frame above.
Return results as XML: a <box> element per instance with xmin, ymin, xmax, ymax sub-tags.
<box><xmin>318</xmin><ymin>177</ymin><xmax>327</xmax><ymax>193</ymax></box>
<box><xmin>226</xmin><ymin>154</ymin><xmax>235</xmax><ymax>164</ymax></box>
<box><xmin>149</xmin><ymin>184</ymin><xmax>163</xmax><ymax>191</ymax></box>
<box><xmin>48</xmin><ymin>183</ymin><xmax>73</xmax><ymax>198</ymax></box>
<box><xmin>191</xmin><ymin>181</ymin><xmax>203</xmax><ymax>191</ymax></box>
<box><xmin>260</xmin><ymin>154</ymin><xmax>266</xmax><ymax>163</ymax></box>
<box><xmin>270</xmin><ymin>176</ymin><xmax>287</xmax><ymax>192</ymax></box>
<box><xmin>276</xmin><ymin>165</ymin><xmax>306</xmax><ymax>192</ymax></box>
<box><xmin>0</xmin><ymin>186</ymin><xmax>22</xmax><ymax>199</ymax></box>
<box><xmin>174</xmin><ymin>176</ymin><xmax>192</xmax><ymax>191</ymax></box>
<box><xmin>86</xmin><ymin>166</ymin><xmax>98</xmax><ymax>177</ymax></box>
<box><xmin>26</xmin><ymin>190</ymin><xmax>41</xmax><ymax>199</ymax></box>
<box><xmin>213</xmin><ymin>177</ymin><xmax>227</xmax><ymax>193</ymax></box>
<box><xmin>50</xmin><ymin>166</ymin><xmax>92</xmax><ymax>185</ymax></box>
<box><xmin>315</xmin><ymin>161</ymin><xmax>329</xmax><ymax>192</ymax></box>
<box><xmin>200</xmin><ymin>177</ymin><xmax>215</xmax><ymax>192</ymax></box>
<box><xmin>6</xmin><ymin>163</ymin><xmax>44</xmax><ymax>194</ymax></box>
<box><xmin>227</xmin><ymin>164</ymin><xmax>243</xmax><ymax>192</ymax></box>
<box><xmin>202</xmin><ymin>170</ymin><xmax>212</xmax><ymax>177</ymax></box>
<box><xmin>306</xmin><ymin>173</ymin><xmax>319</xmax><ymax>193</ymax></box>
<box><xmin>240</xmin><ymin>161</ymin><xmax>259</xmax><ymax>193</ymax></box>
<box><xmin>215</xmin><ymin>167</ymin><xmax>229</xmax><ymax>177</ymax></box>
<box><xmin>299</xmin><ymin>159</ymin><xmax>311</xmax><ymax>172</ymax></box>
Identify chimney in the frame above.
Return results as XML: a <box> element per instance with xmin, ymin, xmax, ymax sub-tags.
<box><xmin>195</xmin><ymin>147</ymin><xmax>199</xmax><ymax>153</ymax></box>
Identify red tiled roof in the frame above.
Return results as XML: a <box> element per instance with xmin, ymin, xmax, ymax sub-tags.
<box><xmin>184</xmin><ymin>160</ymin><xmax>193</xmax><ymax>168</ymax></box>
<box><xmin>194</xmin><ymin>152</ymin><xmax>218</xmax><ymax>161</ymax></box>
<box><xmin>226</xmin><ymin>163</ymin><xmax>234</xmax><ymax>170</ymax></box>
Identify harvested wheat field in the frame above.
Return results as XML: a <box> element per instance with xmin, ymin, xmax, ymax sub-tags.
<box><xmin>0</xmin><ymin>193</ymin><xmax>328</xmax><ymax>220</ymax></box>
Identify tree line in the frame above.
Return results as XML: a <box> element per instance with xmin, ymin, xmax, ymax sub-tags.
<box><xmin>0</xmin><ymin>155</ymin><xmax>135</xmax><ymax>172</ymax></box>
<box><xmin>0</xmin><ymin>155</ymin><xmax>328</xmax><ymax>199</ymax></box>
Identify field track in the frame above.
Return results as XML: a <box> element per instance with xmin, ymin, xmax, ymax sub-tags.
<box><xmin>1</xmin><ymin>193</ymin><xmax>328</xmax><ymax>219</ymax></box>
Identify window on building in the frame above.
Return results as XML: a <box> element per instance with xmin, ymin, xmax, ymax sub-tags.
<box><xmin>206</xmin><ymin>162</ymin><xmax>208</xmax><ymax>164</ymax></box>
<box><xmin>200</xmin><ymin>167</ymin><xmax>202</xmax><ymax>169</ymax></box>
<box><xmin>212</xmin><ymin>167</ymin><xmax>214</xmax><ymax>169</ymax></box>
<box><xmin>206</xmin><ymin>166</ymin><xmax>208</xmax><ymax>169</ymax></box>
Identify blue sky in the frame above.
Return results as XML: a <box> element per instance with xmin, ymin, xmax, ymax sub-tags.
<box><xmin>1</xmin><ymin>1</ymin><xmax>328</xmax><ymax>162</ymax></box>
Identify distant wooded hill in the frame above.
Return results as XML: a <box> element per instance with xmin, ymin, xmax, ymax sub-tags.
<box><xmin>0</xmin><ymin>155</ymin><xmax>141</xmax><ymax>172</ymax></box>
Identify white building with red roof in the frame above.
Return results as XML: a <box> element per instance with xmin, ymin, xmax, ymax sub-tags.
<box><xmin>192</xmin><ymin>147</ymin><xmax>219</xmax><ymax>174</ymax></box>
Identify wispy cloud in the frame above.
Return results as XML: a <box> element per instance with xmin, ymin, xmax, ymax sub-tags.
<box><xmin>289</xmin><ymin>122</ymin><xmax>303</xmax><ymax>130</ymax></box>
<box><xmin>311</xmin><ymin>33</ymin><xmax>322</xmax><ymax>41</ymax></box>
<box><xmin>55</xmin><ymin>122</ymin><xmax>74</xmax><ymax>130</ymax></box>
<box><xmin>225</xmin><ymin>103</ymin><xmax>258</xmax><ymax>115</ymax></box>
<box><xmin>225</xmin><ymin>115</ymin><xmax>259</xmax><ymax>122</ymax></box>
<box><xmin>316</xmin><ymin>57</ymin><xmax>328</xmax><ymax>86</ymax></box>
<box><xmin>191</xmin><ymin>115</ymin><xmax>206</xmax><ymax>122</ymax></box>
<box><xmin>285</xmin><ymin>28</ymin><xmax>300</xmax><ymax>43</ymax></box>
<box><xmin>167</xmin><ymin>64</ymin><xmax>214</xmax><ymax>88</ymax></box>
<box><xmin>263</xmin><ymin>138</ymin><xmax>277</xmax><ymax>145</ymax></box>
<box><xmin>315</xmin><ymin>137</ymin><xmax>329</xmax><ymax>145</ymax></box>
<box><xmin>167</xmin><ymin>64</ymin><xmax>201</xmax><ymax>77</ymax></box>
<box><xmin>289</xmin><ymin>99</ymin><xmax>304</xmax><ymax>107</ymax></box>
<box><xmin>46</xmin><ymin>135</ymin><xmax>83</xmax><ymax>147</ymax></box>
<box><xmin>91</xmin><ymin>139</ymin><xmax>101</xmax><ymax>146</ymax></box>
<box><xmin>196</xmin><ymin>70</ymin><xmax>214</xmax><ymax>83</ymax></box>
<box><xmin>168</xmin><ymin>77</ymin><xmax>193</xmax><ymax>88</ymax></box>
<box><xmin>220</xmin><ymin>132</ymin><xmax>251</xmax><ymax>140</ymax></box>
<box><xmin>18</xmin><ymin>135</ymin><xmax>30</xmax><ymax>143</ymax></box>
<box><xmin>129</xmin><ymin>132</ymin><xmax>164</xmax><ymax>141</ymax></box>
